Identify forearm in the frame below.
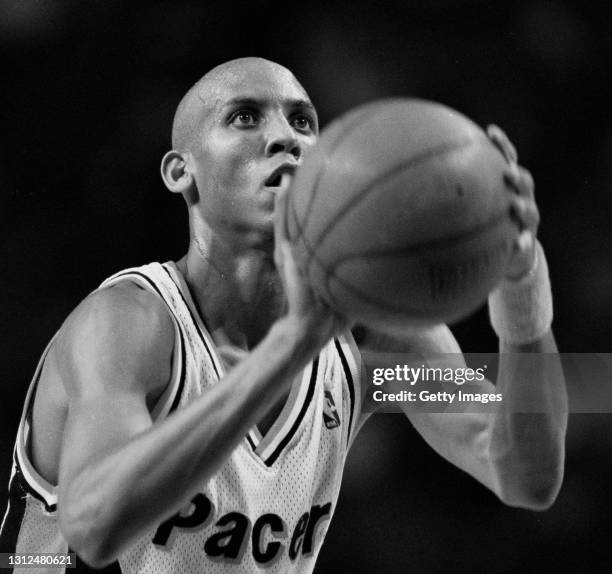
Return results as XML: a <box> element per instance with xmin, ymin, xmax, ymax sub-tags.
<box><xmin>480</xmin><ymin>235</ymin><xmax>567</xmax><ymax>508</ymax></box>
<box><xmin>60</xmin><ymin>316</ymin><xmax>321</xmax><ymax>565</ymax></box>
<box><xmin>486</xmin><ymin>331</ymin><xmax>567</xmax><ymax>509</ymax></box>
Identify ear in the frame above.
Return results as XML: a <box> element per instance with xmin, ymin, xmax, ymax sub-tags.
<box><xmin>160</xmin><ymin>150</ymin><xmax>194</xmax><ymax>195</ymax></box>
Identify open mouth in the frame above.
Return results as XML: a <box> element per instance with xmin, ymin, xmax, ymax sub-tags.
<box><xmin>265</xmin><ymin>173</ymin><xmax>283</xmax><ymax>187</ymax></box>
<box><xmin>264</xmin><ymin>165</ymin><xmax>297</xmax><ymax>188</ymax></box>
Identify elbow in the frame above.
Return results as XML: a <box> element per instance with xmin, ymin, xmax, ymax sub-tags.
<box><xmin>59</xmin><ymin>499</ymin><xmax>120</xmax><ymax>569</ymax></box>
<box><xmin>71</xmin><ymin>546</ymin><xmax>116</xmax><ymax>571</ymax></box>
<box><xmin>492</xmin><ymin>430</ymin><xmax>566</xmax><ymax>511</ymax></box>
<box><xmin>497</xmin><ymin>464</ymin><xmax>564</xmax><ymax>511</ymax></box>
<box><xmin>500</xmin><ymin>483</ymin><xmax>560</xmax><ymax>511</ymax></box>
<box><xmin>60</xmin><ymin>520</ymin><xmax>118</xmax><ymax>569</ymax></box>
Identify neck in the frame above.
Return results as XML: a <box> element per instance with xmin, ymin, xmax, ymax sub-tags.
<box><xmin>177</xmin><ymin>234</ymin><xmax>284</xmax><ymax>350</ymax></box>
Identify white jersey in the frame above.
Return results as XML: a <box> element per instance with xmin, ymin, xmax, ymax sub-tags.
<box><xmin>0</xmin><ymin>262</ymin><xmax>363</xmax><ymax>573</ymax></box>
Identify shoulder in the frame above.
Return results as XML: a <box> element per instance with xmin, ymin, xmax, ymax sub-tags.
<box><xmin>70</xmin><ymin>280</ymin><xmax>172</xmax><ymax>335</ymax></box>
<box><xmin>50</xmin><ymin>281</ymin><xmax>175</xmax><ymax>400</ymax></box>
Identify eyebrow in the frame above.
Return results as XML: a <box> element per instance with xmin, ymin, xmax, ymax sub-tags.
<box><xmin>223</xmin><ymin>97</ymin><xmax>317</xmax><ymax>113</ymax></box>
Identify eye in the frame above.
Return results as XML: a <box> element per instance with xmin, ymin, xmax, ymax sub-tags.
<box><xmin>230</xmin><ymin>109</ymin><xmax>259</xmax><ymax>127</ymax></box>
<box><xmin>291</xmin><ymin>114</ymin><xmax>315</xmax><ymax>132</ymax></box>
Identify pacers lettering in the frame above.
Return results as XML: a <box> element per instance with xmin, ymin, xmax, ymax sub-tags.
<box><xmin>252</xmin><ymin>513</ymin><xmax>285</xmax><ymax>565</ymax></box>
<box><xmin>288</xmin><ymin>512</ymin><xmax>309</xmax><ymax>560</ymax></box>
<box><xmin>302</xmin><ymin>503</ymin><xmax>332</xmax><ymax>555</ymax></box>
<box><xmin>151</xmin><ymin>493</ymin><xmax>332</xmax><ymax>565</ymax></box>
<box><xmin>204</xmin><ymin>512</ymin><xmax>250</xmax><ymax>562</ymax></box>
<box><xmin>153</xmin><ymin>493</ymin><xmax>213</xmax><ymax>548</ymax></box>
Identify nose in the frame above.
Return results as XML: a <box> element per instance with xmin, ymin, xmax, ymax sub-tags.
<box><xmin>264</xmin><ymin>115</ymin><xmax>301</xmax><ymax>160</ymax></box>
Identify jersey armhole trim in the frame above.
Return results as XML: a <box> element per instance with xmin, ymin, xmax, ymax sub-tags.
<box><xmin>262</xmin><ymin>357</ymin><xmax>320</xmax><ymax>467</ymax></box>
<box><xmin>335</xmin><ymin>333</ymin><xmax>363</xmax><ymax>449</ymax></box>
<box><xmin>14</xmin><ymin>336</ymin><xmax>60</xmax><ymax>512</ymax></box>
<box><xmin>161</xmin><ymin>263</ymin><xmax>225</xmax><ymax>381</ymax></box>
<box><xmin>100</xmin><ymin>270</ymin><xmax>186</xmax><ymax>422</ymax></box>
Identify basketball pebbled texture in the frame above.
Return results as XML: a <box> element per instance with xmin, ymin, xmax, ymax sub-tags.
<box><xmin>286</xmin><ymin>99</ymin><xmax>520</xmax><ymax>329</ymax></box>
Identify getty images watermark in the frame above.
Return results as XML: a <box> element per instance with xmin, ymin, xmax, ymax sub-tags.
<box><xmin>359</xmin><ymin>353</ymin><xmax>612</xmax><ymax>413</ymax></box>
<box><xmin>371</xmin><ymin>362</ymin><xmax>500</xmax><ymax>406</ymax></box>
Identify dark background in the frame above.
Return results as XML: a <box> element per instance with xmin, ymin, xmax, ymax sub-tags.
<box><xmin>1</xmin><ymin>0</ymin><xmax>611</xmax><ymax>572</ymax></box>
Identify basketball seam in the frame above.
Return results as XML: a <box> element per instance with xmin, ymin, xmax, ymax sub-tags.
<box><xmin>305</xmin><ymin>136</ymin><xmax>480</xmax><ymax>276</ymax></box>
<box><xmin>288</xmin><ymin>105</ymin><xmax>383</xmax><ymax>244</ymax></box>
<box><xmin>324</xmin><ymin>256</ymin><xmax>488</xmax><ymax>318</ymax></box>
<box><xmin>300</xmin><ymin>212</ymin><xmax>511</xmax><ymax>316</ymax></box>
<box><xmin>328</xmin><ymin>211</ymin><xmax>511</xmax><ymax>264</ymax></box>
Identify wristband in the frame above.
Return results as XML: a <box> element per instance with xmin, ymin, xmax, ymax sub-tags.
<box><xmin>488</xmin><ymin>240</ymin><xmax>553</xmax><ymax>345</ymax></box>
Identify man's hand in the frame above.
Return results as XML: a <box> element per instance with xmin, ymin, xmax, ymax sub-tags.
<box><xmin>487</xmin><ymin>124</ymin><xmax>540</xmax><ymax>281</ymax></box>
<box><xmin>273</xmin><ymin>185</ymin><xmax>349</xmax><ymax>345</ymax></box>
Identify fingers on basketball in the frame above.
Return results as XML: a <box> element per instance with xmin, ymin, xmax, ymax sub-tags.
<box><xmin>487</xmin><ymin>124</ymin><xmax>518</xmax><ymax>164</ymax></box>
<box><xmin>509</xmin><ymin>195</ymin><xmax>540</xmax><ymax>231</ymax></box>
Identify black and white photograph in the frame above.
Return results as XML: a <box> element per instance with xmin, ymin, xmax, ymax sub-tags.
<box><xmin>1</xmin><ymin>1</ymin><xmax>611</xmax><ymax>572</ymax></box>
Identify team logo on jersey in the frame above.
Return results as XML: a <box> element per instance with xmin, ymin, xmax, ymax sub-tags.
<box><xmin>323</xmin><ymin>390</ymin><xmax>340</xmax><ymax>429</ymax></box>
<box><xmin>153</xmin><ymin>493</ymin><xmax>333</xmax><ymax>567</ymax></box>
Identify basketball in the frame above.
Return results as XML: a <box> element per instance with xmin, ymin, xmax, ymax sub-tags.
<box><xmin>285</xmin><ymin>98</ymin><xmax>520</xmax><ymax>329</ymax></box>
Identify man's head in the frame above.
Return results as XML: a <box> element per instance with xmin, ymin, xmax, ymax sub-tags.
<box><xmin>161</xmin><ymin>57</ymin><xmax>318</xmax><ymax>248</ymax></box>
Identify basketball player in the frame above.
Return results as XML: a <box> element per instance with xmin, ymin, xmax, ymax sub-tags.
<box><xmin>0</xmin><ymin>57</ymin><xmax>567</xmax><ymax>573</ymax></box>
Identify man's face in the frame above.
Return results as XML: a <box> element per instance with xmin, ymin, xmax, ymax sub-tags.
<box><xmin>189</xmin><ymin>62</ymin><xmax>319</xmax><ymax>244</ymax></box>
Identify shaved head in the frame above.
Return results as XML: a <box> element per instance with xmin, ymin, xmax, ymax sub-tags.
<box><xmin>171</xmin><ymin>57</ymin><xmax>308</xmax><ymax>152</ymax></box>
<box><xmin>161</xmin><ymin>56</ymin><xmax>319</xmax><ymax>249</ymax></box>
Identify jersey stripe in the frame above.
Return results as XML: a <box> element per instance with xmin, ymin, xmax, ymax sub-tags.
<box><xmin>160</xmin><ymin>264</ymin><xmax>265</xmax><ymax>453</ymax></box>
<box><xmin>14</xmin><ymin>340</ymin><xmax>58</xmax><ymax>511</ymax></box>
<box><xmin>107</xmin><ymin>270</ymin><xmax>187</xmax><ymax>418</ymax></box>
<box><xmin>264</xmin><ymin>357</ymin><xmax>320</xmax><ymax>467</ymax></box>
<box><xmin>246</xmin><ymin>434</ymin><xmax>257</xmax><ymax>450</ymax></box>
<box><xmin>112</xmin><ymin>270</ymin><xmax>166</xmax><ymax>299</ymax></box>
<box><xmin>16</xmin><ymin>424</ymin><xmax>57</xmax><ymax>511</ymax></box>
<box><xmin>254</xmin><ymin>362</ymin><xmax>313</xmax><ymax>460</ymax></box>
<box><xmin>167</xmin><ymin>325</ymin><xmax>187</xmax><ymax>415</ymax></box>
<box><xmin>161</xmin><ymin>265</ymin><xmax>223</xmax><ymax>381</ymax></box>
<box><xmin>334</xmin><ymin>339</ymin><xmax>355</xmax><ymax>446</ymax></box>
<box><xmin>0</xmin><ymin>463</ymin><xmax>27</xmax><ymax>555</ymax></box>
<box><xmin>248</xmin><ymin>425</ymin><xmax>263</xmax><ymax>449</ymax></box>
<box><xmin>14</xmin><ymin>457</ymin><xmax>56</xmax><ymax>513</ymax></box>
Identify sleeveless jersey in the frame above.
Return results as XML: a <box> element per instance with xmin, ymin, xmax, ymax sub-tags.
<box><xmin>0</xmin><ymin>262</ymin><xmax>363</xmax><ymax>573</ymax></box>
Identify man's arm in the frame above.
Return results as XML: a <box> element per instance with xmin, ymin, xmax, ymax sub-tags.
<box><xmin>357</xmin><ymin>131</ymin><xmax>567</xmax><ymax>510</ymax></box>
<box><xmin>358</xmin><ymin>320</ymin><xmax>567</xmax><ymax>510</ymax></box>
<box><xmin>56</xmin><ymin>280</ymin><xmax>338</xmax><ymax>568</ymax></box>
